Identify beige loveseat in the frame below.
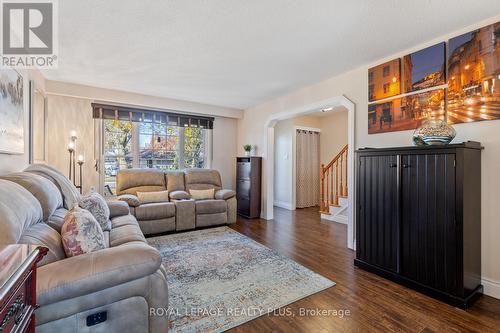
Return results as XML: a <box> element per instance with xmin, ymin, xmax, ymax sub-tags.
<box><xmin>116</xmin><ymin>168</ymin><xmax>237</xmax><ymax>235</ymax></box>
<box><xmin>0</xmin><ymin>171</ymin><xmax>168</xmax><ymax>333</ymax></box>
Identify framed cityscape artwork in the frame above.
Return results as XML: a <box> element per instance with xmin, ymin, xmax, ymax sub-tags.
<box><xmin>0</xmin><ymin>68</ymin><xmax>24</xmax><ymax>154</ymax></box>
<box><xmin>403</xmin><ymin>42</ymin><xmax>445</xmax><ymax>93</ymax></box>
<box><xmin>368</xmin><ymin>59</ymin><xmax>401</xmax><ymax>102</ymax></box>
<box><xmin>368</xmin><ymin>89</ymin><xmax>445</xmax><ymax>134</ymax></box>
<box><xmin>447</xmin><ymin>21</ymin><xmax>500</xmax><ymax>124</ymax></box>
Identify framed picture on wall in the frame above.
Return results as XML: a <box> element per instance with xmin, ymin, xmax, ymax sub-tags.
<box><xmin>368</xmin><ymin>59</ymin><xmax>401</xmax><ymax>102</ymax></box>
<box><xmin>403</xmin><ymin>42</ymin><xmax>446</xmax><ymax>93</ymax></box>
<box><xmin>447</xmin><ymin>21</ymin><xmax>500</xmax><ymax>124</ymax></box>
<box><xmin>0</xmin><ymin>68</ymin><xmax>24</xmax><ymax>154</ymax></box>
<box><xmin>368</xmin><ymin>89</ymin><xmax>445</xmax><ymax>134</ymax></box>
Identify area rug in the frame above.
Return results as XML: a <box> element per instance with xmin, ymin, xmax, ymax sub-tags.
<box><xmin>147</xmin><ymin>226</ymin><xmax>335</xmax><ymax>333</ymax></box>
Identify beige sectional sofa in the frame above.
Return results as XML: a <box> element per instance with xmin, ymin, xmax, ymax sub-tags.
<box><xmin>0</xmin><ymin>172</ymin><xmax>168</xmax><ymax>333</ymax></box>
<box><xmin>116</xmin><ymin>168</ymin><xmax>237</xmax><ymax>235</ymax></box>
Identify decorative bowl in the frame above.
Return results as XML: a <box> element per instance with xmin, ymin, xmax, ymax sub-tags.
<box><xmin>412</xmin><ymin>119</ymin><xmax>456</xmax><ymax>146</ymax></box>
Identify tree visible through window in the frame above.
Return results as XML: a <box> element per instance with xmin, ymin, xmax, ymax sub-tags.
<box><xmin>103</xmin><ymin>119</ymin><xmax>209</xmax><ymax>193</ymax></box>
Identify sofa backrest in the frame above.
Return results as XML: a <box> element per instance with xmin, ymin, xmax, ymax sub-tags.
<box><xmin>0</xmin><ymin>179</ymin><xmax>43</xmax><ymax>243</ymax></box>
<box><xmin>0</xmin><ymin>172</ymin><xmax>63</xmax><ymax>222</ymax></box>
<box><xmin>184</xmin><ymin>169</ymin><xmax>222</xmax><ymax>191</ymax></box>
<box><xmin>164</xmin><ymin>171</ymin><xmax>185</xmax><ymax>192</ymax></box>
<box><xmin>116</xmin><ymin>168</ymin><xmax>167</xmax><ymax>195</ymax></box>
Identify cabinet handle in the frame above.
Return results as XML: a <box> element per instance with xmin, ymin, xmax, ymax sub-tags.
<box><xmin>402</xmin><ymin>164</ymin><xmax>411</xmax><ymax>168</ymax></box>
<box><xmin>389</xmin><ymin>163</ymin><xmax>397</xmax><ymax>168</ymax></box>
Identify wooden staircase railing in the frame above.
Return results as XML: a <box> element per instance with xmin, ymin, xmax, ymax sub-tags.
<box><xmin>320</xmin><ymin>144</ymin><xmax>348</xmax><ymax>213</ymax></box>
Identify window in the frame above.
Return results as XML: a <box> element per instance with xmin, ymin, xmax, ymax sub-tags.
<box><xmin>383</xmin><ymin>65</ymin><xmax>390</xmax><ymax>77</ymax></box>
<box><xmin>383</xmin><ymin>83</ymin><xmax>390</xmax><ymax>93</ymax></box>
<box><xmin>368</xmin><ymin>71</ymin><xmax>374</xmax><ymax>82</ymax></box>
<box><xmin>103</xmin><ymin>118</ymin><xmax>209</xmax><ymax>192</ymax></box>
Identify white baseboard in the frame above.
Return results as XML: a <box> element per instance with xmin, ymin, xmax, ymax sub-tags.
<box><xmin>273</xmin><ymin>200</ymin><xmax>294</xmax><ymax>210</ymax></box>
<box><xmin>482</xmin><ymin>277</ymin><xmax>500</xmax><ymax>300</ymax></box>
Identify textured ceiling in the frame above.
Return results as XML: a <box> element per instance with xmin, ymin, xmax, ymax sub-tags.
<box><xmin>42</xmin><ymin>0</ymin><xmax>500</xmax><ymax>109</ymax></box>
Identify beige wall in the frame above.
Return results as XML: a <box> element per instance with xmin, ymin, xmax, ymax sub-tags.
<box><xmin>318</xmin><ymin>110</ymin><xmax>348</xmax><ymax>166</ymax></box>
<box><xmin>0</xmin><ymin>69</ymin><xmax>46</xmax><ymax>175</ymax></box>
<box><xmin>45</xmin><ymin>84</ymin><xmax>240</xmax><ymax>193</ymax></box>
<box><xmin>237</xmin><ymin>14</ymin><xmax>500</xmax><ymax>298</ymax></box>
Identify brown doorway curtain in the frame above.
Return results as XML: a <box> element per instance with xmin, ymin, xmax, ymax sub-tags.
<box><xmin>296</xmin><ymin>129</ymin><xmax>320</xmax><ymax>208</ymax></box>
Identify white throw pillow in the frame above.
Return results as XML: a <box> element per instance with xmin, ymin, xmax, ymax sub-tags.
<box><xmin>189</xmin><ymin>188</ymin><xmax>215</xmax><ymax>200</ymax></box>
<box><xmin>137</xmin><ymin>190</ymin><xmax>169</xmax><ymax>204</ymax></box>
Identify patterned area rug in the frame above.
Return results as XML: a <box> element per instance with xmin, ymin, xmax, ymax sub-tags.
<box><xmin>147</xmin><ymin>226</ymin><xmax>335</xmax><ymax>333</ymax></box>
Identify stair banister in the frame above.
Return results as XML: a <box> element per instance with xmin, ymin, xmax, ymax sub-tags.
<box><xmin>320</xmin><ymin>144</ymin><xmax>348</xmax><ymax>213</ymax></box>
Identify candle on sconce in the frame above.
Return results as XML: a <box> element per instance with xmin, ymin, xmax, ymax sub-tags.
<box><xmin>68</xmin><ymin>141</ymin><xmax>75</xmax><ymax>151</ymax></box>
<box><xmin>70</xmin><ymin>130</ymin><xmax>77</xmax><ymax>138</ymax></box>
<box><xmin>77</xmin><ymin>154</ymin><xmax>85</xmax><ymax>163</ymax></box>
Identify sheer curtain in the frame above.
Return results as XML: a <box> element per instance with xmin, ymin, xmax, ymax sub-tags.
<box><xmin>296</xmin><ymin>129</ymin><xmax>320</xmax><ymax>208</ymax></box>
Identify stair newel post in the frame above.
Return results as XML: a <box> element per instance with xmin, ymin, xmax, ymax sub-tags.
<box><xmin>344</xmin><ymin>148</ymin><xmax>348</xmax><ymax>196</ymax></box>
<box><xmin>340</xmin><ymin>153</ymin><xmax>344</xmax><ymax>198</ymax></box>
<box><xmin>335</xmin><ymin>160</ymin><xmax>339</xmax><ymax>206</ymax></box>
<box><xmin>320</xmin><ymin>164</ymin><xmax>325</xmax><ymax>212</ymax></box>
<box><xmin>330</xmin><ymin>166</ymin><xmax>333</xmax><ymax>205</ymax></box>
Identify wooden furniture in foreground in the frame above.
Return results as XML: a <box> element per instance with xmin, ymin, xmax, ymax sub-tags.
<box><xmin>355</xmin><ymin>141</ymin><xmax>483</xmax><ymax>308</ymax></box>
<box><xmin>320</xmin><ymin>144</ymin><xmax>348</xmax><ymax>213</ymax></box>
<box><xmin>236</xmin><ymin>156</ymin><xmax>262</xmax><ymax>218</ymax></box>
<box><xmin>0</xmin><ymin>245</ymin><xmax>47</xmax><ymax>333</ymax></box>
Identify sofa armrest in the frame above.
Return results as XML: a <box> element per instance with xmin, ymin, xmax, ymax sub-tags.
<box><xmin>36</xmin><ymin>241</ymin><xmax>161</xmax><ymax>306</ymax></box>
<box><xmin>117</xmin><ymin>194</ymin><xmax>140</xmax><ymax>207</ymax></box>
<box><xmin>107</xmin><ymin>200</ymin><xmax>130</xmax><ymax>218</ymax></box>
<box><xmin>170</xmin><ymin>190</ymin><xmax>191</xmax><ymax>200</ymax></box>
<box><xmin>215</xmin><ymin>189</ymin><xmax>236</xmax><ymax>200</ymax></box>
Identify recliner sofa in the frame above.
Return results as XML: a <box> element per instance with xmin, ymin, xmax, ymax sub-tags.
<box><xmin>115</xmin><ymin>168</ymin><xmax>237</xmax><ymax>235</ymax></box>
<box><xmin>0</xmin><ymin>172</ymin><xmax>169</xmax><ymax>333</ymax></box>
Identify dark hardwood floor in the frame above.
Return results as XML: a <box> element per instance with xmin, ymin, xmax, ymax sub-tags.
<box><xmin>229</xmin><ymin>207</ymin><xmax>500</xmax><ymax>333</ymax></box>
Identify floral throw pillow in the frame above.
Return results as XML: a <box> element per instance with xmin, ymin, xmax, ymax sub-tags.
<box><xmin>61</xmin><ymin>207</ymin><xmax>107</xmax><ymax>257</ymax></box>
<box><xmin>78</xmin><ymin>191</ymin><xmax>111</xmax><ymax>231</ymax></box>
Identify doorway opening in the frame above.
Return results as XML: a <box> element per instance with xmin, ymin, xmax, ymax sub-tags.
<box><xmin>263</xmin><ymin>96</ymin><xmax>355</xmax><ymax>249</ymax></box>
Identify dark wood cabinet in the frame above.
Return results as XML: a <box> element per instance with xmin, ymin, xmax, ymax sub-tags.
<box><xmin>236</xmin><ymin>157</ymin><xmax>262</xmax><ymax>218</ymax></box>
<box><xmin>355</xmin><ymin>142</ymin><xmax>482</xmax><ymax>308</ymax></box>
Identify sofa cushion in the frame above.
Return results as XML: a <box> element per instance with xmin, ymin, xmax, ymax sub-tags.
<box><xmin>116</xmin><ymin>169</ymin><xmax>166</xmax><ymax>196</ymax></box>
<box><xmin>184</xmin><ymin>169</ymin><xmax>222</xmax><ymax>191</ymax></box>
<box><xmin>0</xmin><ymin>173</ymin><xmax>63</xmax><ymax>222</ymax></box>
<box><xmin>169</xmin><ymin>190</ymin><xmax>191</xmax><ymax>200</ymax></box>
<box><xmin>78</xmin><ymin>191</ymin><xmax>111</xmax><ymax>231</ymax></box>
<box><xmin>47</xmin><ymin>207</ymin><xmax>67</xmax><ymax>233</ymax></box>
<box><xmin>189</xmin><ymin>188</ymin><xmax>215</xmax><ymax>200</ymax></box>
<box><xmin>215</xmin><ymin>189</ymin><xmax>236</xmax><ymax>200</ymax></box>
<box><xmin>109</xmin><ymin>224</ymin><xmax>146</xmax><ymax>247</ymax></box>
<box><xmin>134</xmin><ymin>202</ymin><xmax>175</xmax><ymax>221</ymax></box>
<box><xmin>195</xmin><ymin>200</ymin><xmax>227</xmax><ymax>214</ymax></box>
<box><xmin>196</xmin><ymin>212</ymin><xmax>227</xmax><ymax>227</ymax></box>
<box><xmin>111</xmin><ymin>214</ymin><xmax>141</xmax><ymax>229</ymax></box>
<box><xmin>137</xmin><ymin>190</ymin><xmax>169</xmax><ymax>204</ymax></box>
<box><xmin>165</xmin><ymin>171</ymin><xmax>185</xmax><ymax>192</ymax></box>
<box><xmin>19</xmin><ymin>223</ymin><xmax>65</xmax><ymax>266</ymax></box>
<box><xmin>0</xmin><ymin>180</ymin><xmax>43</xmax><ymax>244</ymax></box>
<box><xmin>138</xmin><ymin>217</ymin><xmax>176</xmax><ymax>235</ymax></box>
<box><xmin>61</xmin><ymin>207</ymin><xmax>107</xmax><ymax>257</ymax></box>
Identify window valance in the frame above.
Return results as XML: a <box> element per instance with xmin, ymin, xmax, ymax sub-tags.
<box><xmin>91</xmin><ymin>103</ymin><xmax>214</xmax><ymax>129</ymax></box>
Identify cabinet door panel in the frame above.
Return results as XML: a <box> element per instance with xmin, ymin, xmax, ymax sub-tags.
<box><xmin>357</xmin><ymin>155</ymin><xmax>399</xmax><ymax>272</ymax></box>
<box><xmin>400</xmin><ymin>153</ymin><xmax>457</xmax><ymax>293</ymax></box>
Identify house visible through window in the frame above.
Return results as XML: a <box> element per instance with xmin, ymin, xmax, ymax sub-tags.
<box><xmin>103</xmin><ymin>118</ymin><xmax>209</xmax><ymax>192</ymax></box>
